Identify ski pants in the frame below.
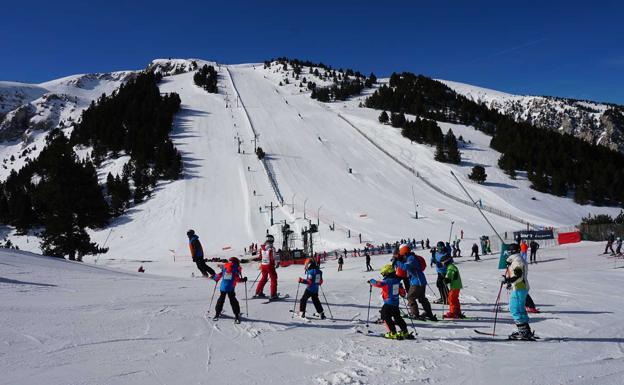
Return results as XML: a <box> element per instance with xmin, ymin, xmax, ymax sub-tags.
<box><xmin>380</xmin><ymin>304</ymin><xmax>408</xmax><ymax>333</ymax></box>
<box><xmin>366</xmin><ymin>261</ymin><xmax>373</xmax><ymax>271</ymax></box>
<box><xmin>215</xmin><ymin>290</ymin><xmax>240</xmax><ymax>316</ymax></box>
<box><xmin>436</xmin><ymin>273</ymin><xmax>448</xmax><ymax>303</ymax></box>
<box><xmin>471</xmin><ymin>250</ymin><xmax>479</xmax><ymax>260</ymax></box>
<box><xmin>256</xmin><ymin>264</ymin><xmax>278</xmax><ymax>297</ymax></box>
<box><xmin>195</xmin><ymin>259</ymin><xmax>216</xmax><ymax>277</ymax></box>
<box><xmin>406</xmin><ymin>284</ymin><xmax>432</xmax><ymax>317</ymax></box>
<box><xmin>401</xmin><ymin>276</ymin><xmax>411</xmax><ymax>292</ymax></box>
<box><xmin>448</xmin><ymin>288</ymin><xmax>461</xmax><ymax>316</ymax></box>
<box><xmin>525</xmin><ymin>293</ymin><xmax>536</xmax><ymax>309</ymax></box>
<box><xmin>605</xmin><ymin>241</ymin><xmax>614</xmax><ymax>254</ymax></box>
<box><xmin>299</xmin><ymin>289</ymin><xmax>324</xmax><ymax>314</ymax></box>
<box><xmin>510</xmin><ymin>289</ymin><xmax>529</xmax><ymax>324</ymax></box>
<box><xmin>338</xmin><ymin>263</ymin><xmax>343</xmax><ymax>271</ymax></box>
<box><xmin>530</xmin><ymin>250</ymin><xmax>537</xmax><ymax>263</ymax></box>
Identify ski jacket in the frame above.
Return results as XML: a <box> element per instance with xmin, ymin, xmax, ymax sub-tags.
<box><xmin>301</xmin><ymin>268</ymin><xmax>323</xmax><ymax>293</ymax></box>
<box><xmin>529</xmin><ymin>241</ymin><xmax>539</xmax><ymax>252</ymax></box>
<box><xmin>259</xmin><ymin>244</ymin><xmax>279</xmax><ymax>267</ymax></box>
<box><xmin>338</xmin><ymin>257</ymin><xmax>344</xmax><ymax>264</ymax></box>
<box><xmin>392</xmin><ymin>256</ymin><xmax>408</xmax><ymax>278</ymax></box>
<box><xmin>505</xmin><ymin>255</ymin><xmax>528</xmax><ymax>291</ymax></box>
<box><xmin>395</xmin><ymin>252</ymin><xmax>427</xmax><ymax>286</ymax></box>
<box><xmin>214</xmin><ymin>262</ymin><xmax>242</xmax><ymax>292</ymax></box>
<box><xmin>445</xmin><ymin>263</ymin><xmax>462</xmax><ymax>290</ymax></box>
<box><xmin>431</xmin><ymin>251</ymin><xmax>448</xmax><ymax>274</ymax></box>
<box><xmin>188</xmin><ymin>235</ymin><xmax>203</xmax><ymax>262</ymax></box>
<box><xmin>370</xmin><ymin>275</ymin><xmax>405</xmax><ymax>306</ymax></box>
<box><xmin>520</xmin><ymin>242</ymin><xmax>528</xmax><ymax>253</ymax></box>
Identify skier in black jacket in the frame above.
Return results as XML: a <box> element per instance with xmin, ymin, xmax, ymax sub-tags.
<box><xmin>187</xmin><ymin>230</ymin><xmax>216</xmax><ymax>277</ymax></box>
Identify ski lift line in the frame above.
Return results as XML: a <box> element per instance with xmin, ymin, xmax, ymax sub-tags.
<box><xmin>335</xmin><ymin>113</ymin><xmax>542</xmax><ymax>229</ymax></box>
<box><xmin>226</xmin><ymin>67</ymin><xmax>284</xmax><ymax>205</ymax></box>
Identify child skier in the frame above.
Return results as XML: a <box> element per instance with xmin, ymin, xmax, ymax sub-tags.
<box><xmin>338</xmin><ymin>255</ymin><xmax>344</xmax><ymax>271</ymax></box>
<box><xmin>297</xmin><ymin>258</ymin><xmax>325</xmax><ymax>319</ymax></box>
<box><xmin>443</xmin><ymin>256</ymin><xmax>465</xmax><ymax>319</ymax></box>
<box><xmin>368</xmin><ymin>264</ymin><xmax>414</xmax><ymax>340</ymax></box>
<box><xmin>430</xmin><ymin>241</ymin><xmax>449</xmax><ymax>304</ymax></box>
<box><xmin>503</xmin><ymin>246</ymin><xmax>535</xmax><ymax>340</ymax></box>
<box><xmin>211</xmin><ymin>257</ymin><xmax>247</xmax><ymax>323</ymax></box>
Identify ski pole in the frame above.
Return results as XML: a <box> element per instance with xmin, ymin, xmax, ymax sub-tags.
<box><xmin>249</xmin><ymin>271</ymin><xmax>261</xmax><ymax>295</ymax></box>
<box><xmin>208</xmin><ymin>280</ymin><xmax>218</xmax><ymax>314</ymax></box>
<box><xmin>402</xmin><ymin>295</ymin><xmax>418</xmax><ymax>336</ymax></box>
<box><xmin>291</xmin><ymin>281</ymin><xmax>301</xmax><ymax>318</ymax></box>
<box><xmin>492</xmin><ymin>281</ymin><xmax>505</xmax><ymax>336</ymax></box>
<box><xmin>426</xmin><ymin>283</ymin><xmax>438</xmax><ymax>299</ymax></box>
<box><xmin>244</xmin><ymin>280</ymin><xmax>249</xmax><ymax>317</ymax></box>
<box><xmin>320</xmin><ymin>285</ymin><xmax>334</xmax><ymax>319</ymax></box>
<box><xmin>365</xmin><ymin>283</ymin><xmax>372</xmax><ymax>330</ymax></box>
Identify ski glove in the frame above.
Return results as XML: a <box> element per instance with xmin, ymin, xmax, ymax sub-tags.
<box><xmin>298</xmin><ymin>278</ymin><xmax>304</xmax><ymax>283</ymax></box>
<box><xmin>241</xmin><ymin>277</ymin><xmax>248</xmax><ymax>283</ymax></box>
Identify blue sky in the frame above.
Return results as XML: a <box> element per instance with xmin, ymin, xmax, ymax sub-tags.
<box><xmin>3</xmin><ymin>0</ymin><xmax>623</xmax><ymax>104</ymax></box>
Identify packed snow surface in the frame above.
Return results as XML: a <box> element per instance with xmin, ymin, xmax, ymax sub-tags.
<box><xmin>2</xmin><ymin>242</ymin><xmax>623</xmax><ymax>385</ymax></box>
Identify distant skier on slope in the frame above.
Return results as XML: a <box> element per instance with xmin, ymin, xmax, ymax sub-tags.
<box><xmin>471</xmin><ymin>243</ymin><xmax>480</xmax><ymax>261</ymax></box>
<box><xmin>187</xmin><ymin>230</ymin><xmax>216</xmax><ymax>278</ymax></box>
<box><xmin>394</xmin><ymin>244</ymin><xmax>436</xmax><ymax>321</ymax></box>
<box><xmin>255</xmin><ymin>234</ymin><xmax>280</xmax><ymax>299</ymax></box>
<box><xmin>365</xmin><ymin>252</ymin><xmax>373</xmax><ymax>271</ymax></box>
<box><xmin>502</xmin><ymin>245</ymin><xmax>535</xmax><ymax>340</ymax></box>
<box><xmin>211</xmin><ymin>257</ymin><xmax>247</xmax><ymax>323</ymax></box>
<box><xmin>529</xmin><ymin>240</ymin><xmax>540</xmax><ymax>264</ymax></box>
<box><xmin>604</xmin><ymin>232</ymin><xmax>615</xmax><ymax>254</ymax></box>
<box><xmin>296</xmin><ymin>258</ymin><xmax>325</xmax><ymax>319</ymax></box>
<box><xmin>368</xmin><ymin>264</ymin><xmax>414</xmax><ymax>340</ymax></box>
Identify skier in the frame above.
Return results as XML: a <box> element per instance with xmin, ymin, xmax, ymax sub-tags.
<box><xmin>211</xmin><ymin>257</ymin><xmax>247</xmax><ymax>323</ymax></box>
<box><xmin>368</xmin><ymin>264</ymin><xmax>414</xmax><ymax>340</ymax></box>
<box><xmin>187</xmin><ymin>230</ymin><xmax>216</xmax><ymax>278</ymax></box>
<box><xmin>395</xmin><ymin>244</ymin><xmax>436</xmax><ymax>321</ymax></box>
<box><xmin>443</xmin><ymin>256</ymin><xmax>464</xmax><ymax>319</ymax></box>
<box><xmin>520</xmin><ymin>240</ymin><xmax>528</xmax><ymax>261</ymax></box>
<box><xmin>616</xmin><ymin>237</ymin><xmax>622</xmax><ymax>256</ymax></box>
<box><xmin>430</xmin><ymin>241</ymin><xmax>450</xmax><ymax>304</ymax></box>
<box><xmin>604</xmin><ymin>232</ymin><xmax>615</xmax><ymax>254</ymax></box>
<box><xmin>529</xmin><ymin>240</ymin><xmax>539</xmax><ymax>264</ymax></box>
<box><xmin>254</xmin><ymin>234</ymin><xmax>280</xmax><ymax>299</ymax></box>
<box><xmin>296</xmin><ymin>258</ymin><xmax>325</xmax><ymax>319</ymax></box>
<box><xmin>338</xmin><ymin>255</ymin><xmax>344</xmax><ymax>271</ymax></box>
<box><xmin>425</xmin><ymin>239</ymin><xmax>430</xmax><ymax>249</ymax></box>
<box><xmin>392</xmin><ymin>249</ymin><xmax>411</xmax><ymax>292</ymax></box>
<box><xmin>471</xmin><ymin>243</ymin><xmax>480</xmax><ymax>261</ymax></box>
<box><xmin>502</xmin><ymin>246</ymin><xmax>535</xmax><ymax>340</ymax></box>
<box><xmin>365</xmin><ymin>252</ymin><xmax>373</xmax><ymax>271</ymax></box>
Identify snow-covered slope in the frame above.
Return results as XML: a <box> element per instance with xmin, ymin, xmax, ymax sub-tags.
<box><xmin>2</xmin><ymin>243</ymin><xmax>623</xmax><ymax>385</ymax></box>
<box><xmin>1</xmin><ymin>59</ymin><xmax>621</xmax><ymax>276</ymax></box>
<box><xmin>0</xmin><ymin>71</ymin><xmax>135</xmax><ymax>180</ymax></box>
<box><xmin>440</xmin><ymin>79</ymin><xmax>624</xmax><ymax>153</ymax></box>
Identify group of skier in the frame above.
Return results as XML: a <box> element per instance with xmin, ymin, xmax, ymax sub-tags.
<box><xmin>188</xmin><ymin>229</ymin><xmax>539</xmax><ymax>340</ymax></box>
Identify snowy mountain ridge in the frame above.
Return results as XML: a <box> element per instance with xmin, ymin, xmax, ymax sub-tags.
<box><xmin>440</xmin><ymin>79</ymin><xmax>624</xmax><ymax>153</ymax></box>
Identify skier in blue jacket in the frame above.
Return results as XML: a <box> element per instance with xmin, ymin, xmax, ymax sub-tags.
<box><xmin>368</xmin><ymin>264</ymin><xmax>414</xmax><ymax>340</ymax></box>
<box><xmin>430</xmin><ymin>241</ymin><xmax>450</xmax><ymax>304</ymax></box>
<box><xmin>297</xmin><ymin>258</ymin><xmax>325</xmax><ymax>319</ymax></box>
<box><xmin>394</xmin><ymin>244</ymin><xmax>436</xmax><ymax>321</ymax></box>
<box><xmin>211</xmin><ymin>257</ymin><xmax>247</xmax><ymax>323</ymax></box>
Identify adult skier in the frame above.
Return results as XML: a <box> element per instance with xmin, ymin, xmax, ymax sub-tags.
<box><xmin>392</xmin><ymin>249</ymin><xmax>411</xmax><ymax>292</ymax></box>
<box><xmin>616</xmin><ymin>237</ymin><xmax>622</xmax><ymax>256</ymax></box>
<box><xmin>604</xmin><ymin>232</ymin><xmax>615</xmax><ymax>254</ymax></box>
<box><xmin>471</xmin><ymin>243</ymin><xmax>480</xmax><ymax>261</ymax></box>
<box><xmin>187</xmin><ymin>230</ymin><xmax>216</xmax><ymax>278</ymax></box>
<box><xmin>395</xmin><ymin>244</ymin><xmax>436</xmax><ymax>321</ymax></box>
<box><xmin>211</xmin><ymin>257</ymin><xmax>247</xmax><ymax>323</ymax></box>
<box><xmin>430</xmin><ymin>241</ymin><xmax>450</xmax><ymax>304</ymax></box>
<box><xmin>296</xmin><ymin>258</ymin><xmax>325</xmax><ymax>319</ymax></box>
<box><xmin>338</xmin><ymin>255</ymin><xmax>344</xmax><ymax>271</ymax></box>
<box><xmin>368</xmin><ymin>264</ymin><xmax>415</xmax><ymax>340</ymax></box>
<box><xmin>502</xmin><ymin>246</ymin><xmax>535</xmax><ymax>340</ymax></box>
<box><xmin>529</xmin><ymin>240</ymin><xmax>539</xmax><ymax>264</ymax></box>
<box><xmin>365</xmin><ymin>252</ymin><xmax>373</xmax><ymax>271</ymax></box>
<box><xmin>255</xmin><ymin>234</ymin><xmax>280</xmax><ymax>299</ymax></box>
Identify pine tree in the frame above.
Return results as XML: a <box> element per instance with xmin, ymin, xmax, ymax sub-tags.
<box><xmin>378</xmin><ymin>111</ymin><xmax>389</xmax><ymax>124</ymax></box>
<box><xmin>469</xmin><ymin>165</ymin><xmax>487</xmax><ymax>184</ymax></box>
<box><xmin>434</xmin><ymin>141</ymin><xmax>447</xmax><ymax>162</ymax></box>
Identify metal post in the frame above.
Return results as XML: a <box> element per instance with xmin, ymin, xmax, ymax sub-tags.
<box><xmin>291</xmin><ymin>193</ymin><xmax>297</xmax><ymax>214</ymax></box>
<box><xmin>303</xmin><ymin>198</ymin><xmax>308</xmax><ymax>219</ymax></box>
<box><xmin>317</xmin><ymin>205</ymin><xmax>323</xmax><ymax>226</ymax></box>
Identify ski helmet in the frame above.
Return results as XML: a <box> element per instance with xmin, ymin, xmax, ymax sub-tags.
<box><xmin>380</xmin><ymin>263</ymin><xmax>395</xmax><ymax>277</ymax></box>
<box><xmin>266</xmin><ymin>234</ymin><xmax>275</xmax><ymax>243</ymax></box>
<box><xmin>398</xmin><ymin>243</ymin><xmax>410</xmax><ymax>256</ymax></box>
<box><xmin>304</xmin><ymin>258</ymin><xmax>317</xmax><ymax>270</ymax></box>
<box><xmin>187</xmin><ymin>229</ymin><xmax>195</xmax><ymax>237</ymax></box>
<box><xmin>229</xmin><ymin>257</ymin><xmax>240</xmax><ymax>265</ymax></box>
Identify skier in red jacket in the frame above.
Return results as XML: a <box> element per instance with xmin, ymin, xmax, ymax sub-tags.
<box><xmin>254</xmin><ymin>234</ymin><xmax>280</xmax><ymax>299</ymax></box>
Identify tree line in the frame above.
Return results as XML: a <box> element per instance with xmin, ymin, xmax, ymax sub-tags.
<box><xmin>193</xmin><ymin>64</ymin><xmax>218</xmax><ymax>93</ymax></box>
<box><xmin>366</xmin><ymin>72</ymin><xmax>624</xmax><ymax>206</ymax></box>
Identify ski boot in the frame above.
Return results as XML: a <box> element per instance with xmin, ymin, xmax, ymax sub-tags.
<box><xmin>526</xmin><ymin>307</ymin><xmax>540</xmax><ymax>314</ymax></box>
<box><xmin>397</xmin><ymin>330</ymin><xmax>415</xmax><ymax>340</ymax></box>
<box><xmin>212</xmin><ymin>313</ymin><xmax>220</xmax><ymax>321</ymax></box>
<box><xmin>425</xmin><ymin>313</ymin><xmax>438</xmax><ymax>322</ymax></box>
<box><xmin>433</xmin><ymin>298</ymin><xmax>445</xmax><ymax>304</ymax></box>
<box><xmin>509</xmin><ymin>323</ymin><xmax>535</xmax><ymax>340</ymax></box>
<box><xmin>319</xmin><ymin>312</ymin><xmax>326</xmax><ymax>320</ymax></box>
<box><xmin>234</xmin><ymin>314</ymin><xmax>241</xmax><ymax>324</ymax></box>
<box><xmin>253</xmin><ymin>293</ymin><xmax>266</xmax><ymax>299</ymax></box>
<box><xmin>383</xmin><ymin>331</ymin><xmax>401</xmax><ymax>340</ymax></box>
<box><xmin>269</xmin><ymin>294</ymin><xmax>280</xmax><ymax>300</ymax></box>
